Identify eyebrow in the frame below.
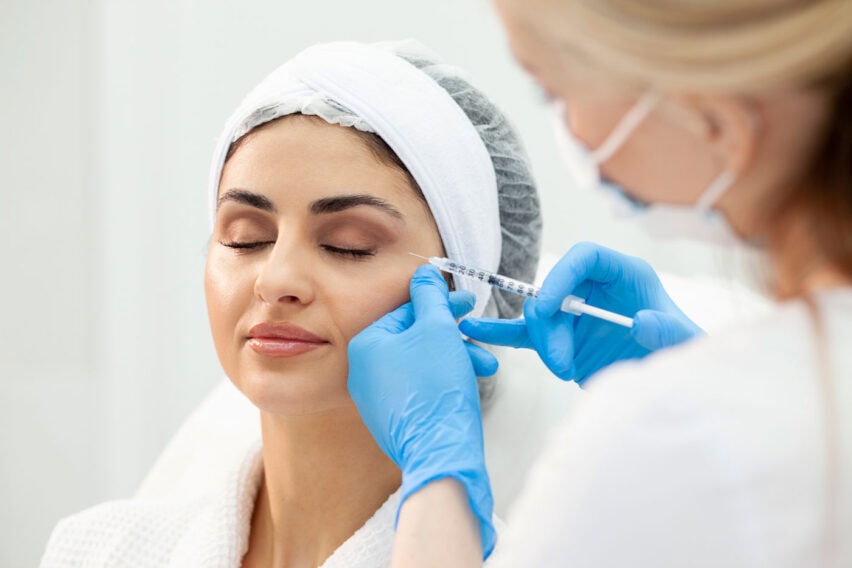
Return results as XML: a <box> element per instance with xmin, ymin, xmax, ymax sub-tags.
<box><xmin>217</xmin><ymin>189</ymin><xmax>276</xmax><ymax>213</ymax></box>
<box><xmin>217</xmin><ymin>189</ymin><xmax>404</xmax><ymax>220</ymax></box>
<box><xmin>309</xmin><ymin>194</ymin><xmax>403</xmax><ymax>220</ymax></box>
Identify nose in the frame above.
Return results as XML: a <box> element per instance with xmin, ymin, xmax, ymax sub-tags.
<box><xmin>254</xmin><ymin>240</ymin><xmax>315</xmax><ymax>306</ymax></box>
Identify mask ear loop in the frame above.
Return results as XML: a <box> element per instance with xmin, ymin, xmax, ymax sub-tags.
<box><xmin>591</xmin><ymin>91</ymin><xmax>661</xmax><ymax>164</ymax></box>
<box><xmin>695</xmin><ymin>170</ymin><xmax>736</xmax><ymax>211</ymax></box>
<box><xmin>696</xmin><ymin>100</ymin><xmax>763</xmax><ymax>212</ymax></box>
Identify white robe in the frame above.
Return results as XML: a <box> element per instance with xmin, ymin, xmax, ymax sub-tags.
<box><xmin>41</xmin><ymin>438</ymin><xmax>504</xmax><ymax>567</ymax></box>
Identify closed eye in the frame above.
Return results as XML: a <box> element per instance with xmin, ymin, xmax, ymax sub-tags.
<box><xmin>219</xmin><ymin>240</ymin><xmax>274</xmax><ymax>250</ymax></box>
<box><xmin>321</xmin><ymin>245</ymin><xmax>376</xmax><ymax>259</ymax></box>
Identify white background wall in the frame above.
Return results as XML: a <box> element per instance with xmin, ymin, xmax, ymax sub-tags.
<box><xmin>2</xmin><ymin>1</ymin><xmax>735</xmax><ymax>565</ymax></box>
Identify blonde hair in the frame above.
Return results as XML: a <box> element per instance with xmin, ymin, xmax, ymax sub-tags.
<box><xmin>520</xmin><ymin>0</ymin><xmax>852</xmax><ymax>92</ymax></box>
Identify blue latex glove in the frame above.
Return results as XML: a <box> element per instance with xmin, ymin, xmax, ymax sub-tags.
<box><xmin>348</xmin><ymin>264</ymin><xmax>496</xmax><ymax>558</ymax></box>
<box><xmin>460</xmin><ymin>242</ymin><xmax>703</xmax><ymax>385</ymax></box>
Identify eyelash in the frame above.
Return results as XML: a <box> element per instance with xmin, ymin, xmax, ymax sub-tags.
<box><xmin>219</xmin><ymin>240</ymin><xmax>273</xmax><ymax>251</ymax></box>
<box><xmin>219</xmin><ymin>240</ymin><xmax>375</xmax><ymax>259</ymax></box>
<box><xmin>321</xmin><ymin>245</ymin><xmax>376</xmax><ymax>259</ymax></box>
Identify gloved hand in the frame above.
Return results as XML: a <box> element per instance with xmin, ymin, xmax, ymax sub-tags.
<box><xmin>460</xmin><ymin>242</ymin><xmax>703</xmax><ymax>385</ymax></box>
<box><xmin>348</xmin><ymin>264</ymin><xmax>496</xmax><ymax>558</ymax></box>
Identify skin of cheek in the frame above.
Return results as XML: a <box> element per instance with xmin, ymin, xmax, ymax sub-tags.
<box><xmin>205</xmin><ymin>247</ymin><xmax>273</xmax><ymax>409</ymax></box>
<box><xmin>324</xmin><ymin>267</ymin><xmax>413</xmax><ymax>348</ymax></box>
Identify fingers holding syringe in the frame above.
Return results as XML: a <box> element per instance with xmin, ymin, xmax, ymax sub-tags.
<box><xmin>522</xmin><ymin>300</ymin><xmax>579</xmax><ymax>381</ymax></box>
<box><xmin>631</xmin><ymin>309</ymin><xmax>703</xmax><ymax>351</ymax></box>
<box><xmin>463</xmin><ymin>306</ymin><xmax>579</xmax><ymax>380</ymax></box>
<box><xmin>535</xmin><ymin>242</ymin><xmax>646</xmax><ymax>318</ymax></box>
<box><xmin>459</xmin><ymin>318</ymin><xmax>532</xmax><ymax>349</ymax></box>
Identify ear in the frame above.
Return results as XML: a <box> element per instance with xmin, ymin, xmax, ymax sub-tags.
<box><xmin>692</xmin><ymin>94</ymin><xmax>762</xmax><ymax>176</ymax></box>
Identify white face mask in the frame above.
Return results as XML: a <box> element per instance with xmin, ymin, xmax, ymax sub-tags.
<box><xmin>550</xmin><ymin>92</ymin><xmax>741</xmax><ymax>246</ymax></box>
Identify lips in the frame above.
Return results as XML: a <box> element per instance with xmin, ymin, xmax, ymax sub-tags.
<box><xmin>247</xmin><ymin>322</ymin><xmax>329</xmax><ymax>358</ymax></box>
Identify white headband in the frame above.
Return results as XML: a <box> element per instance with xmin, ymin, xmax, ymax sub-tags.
<box><xmin>207</xmin><ymin>42</ymin><xmax>501</xmax><ymax>317</ymax></box>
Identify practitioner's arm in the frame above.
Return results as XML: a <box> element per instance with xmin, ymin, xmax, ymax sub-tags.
<box><xmin>392</xmin><ymin>478</ymin><xmax>482</xmax><ymax>568</ymax></box>
<box><xmin>347</xmin><ymin>266</ymin><xmax>497</xmax><ymax>562</ymax></box>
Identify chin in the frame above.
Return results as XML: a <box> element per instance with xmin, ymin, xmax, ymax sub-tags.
<box><xmin>233</xmin><ymin>366</ymin><xmax>354</xmax><ymax>416</ymax></box>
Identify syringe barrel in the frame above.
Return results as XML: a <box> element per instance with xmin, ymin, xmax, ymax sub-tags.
<box><xmin>484</xmin><ymin>272</ymin><xmax>539</xmax><ymax>298</ymax></box>
<box><xmin>433</xmin><ymin>258</ymin><xmax>539</xmax><ymax>299</ymax></box>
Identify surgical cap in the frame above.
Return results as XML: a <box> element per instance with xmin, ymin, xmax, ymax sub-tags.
<box><xmin>387</xmin><ymin>41</ymin><xmax>541</xmax><ymax>319</ymax></box>
<box><xmin>209</xmin><ymin>40</ymin><xmax>541</xmax><ymax>319</ymax></box>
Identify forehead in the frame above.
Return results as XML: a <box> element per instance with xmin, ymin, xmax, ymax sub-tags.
<box><xmin>219</xmin><ymin>116</ymin><xmax>426</xmax><ymax>211</ymax></box>
<box><xmin>493</xmin><ymin>0</ymin><xmax>557</xmax><ymax>66</ymax></box>
<box><xmin>493</xmin><ymin>4</ymin><xmax>577</xmax><ymax>96</ymax></box>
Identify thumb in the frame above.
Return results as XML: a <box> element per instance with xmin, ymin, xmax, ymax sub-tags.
<box><xmin>631</xmin><ymin>310</ymin><xmax>700</xmax><ymax>351</ymax></box>
<box><xmin>351</xmin><ymin>303</ymin><xmax>414</xmax><ymax>357</ymax></box>
<box><xmin>410</xmin><ymin>264</ymin><xmax>452</xmax><ymax>322</ymax></box>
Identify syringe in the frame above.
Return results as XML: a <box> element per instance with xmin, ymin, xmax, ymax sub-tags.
<box><xmin>410</xmin><ymin>253</ymin><xmax>634</xmax><ymax>328</ymax></box>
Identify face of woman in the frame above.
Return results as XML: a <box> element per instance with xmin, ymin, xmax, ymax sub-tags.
<box><xmin>205</xmin><ymin>116</ymin><xmax>444</xmax><ymax>416</ymax></box>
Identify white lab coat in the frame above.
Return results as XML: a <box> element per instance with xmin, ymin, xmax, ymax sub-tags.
<box><xmin>495</xmin><ymin>288</ymin><xmax>852</xmax><ymax>567</ymax></box>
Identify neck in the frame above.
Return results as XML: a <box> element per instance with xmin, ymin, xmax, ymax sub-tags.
<box><xmin>245</xmin><ymin>405</ymin><xmax>400</xmax><ymax>568</ymax></box>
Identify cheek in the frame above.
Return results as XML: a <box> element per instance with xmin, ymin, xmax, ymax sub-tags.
<box><xmin>568</xmin><ymin>99</ymin><xmax>632</xmax><ymax>148</ymax></box>
<box><xmin>326</xmin><ymin>269</ymin><xmax>414</xmax><ymax>343</ymax></box>
<box><xmin>204</xmin><ymin>252</ymin><xmax>254</xmax><ymax>348</ymax></box>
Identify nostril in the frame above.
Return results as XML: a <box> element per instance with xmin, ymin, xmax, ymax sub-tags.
<box><xmin>254</xmin><ymin>263</ymin><xmax>312</xmax><ymax>305</ymax></box>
